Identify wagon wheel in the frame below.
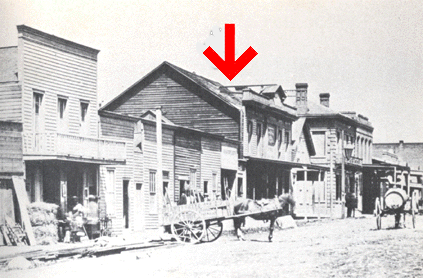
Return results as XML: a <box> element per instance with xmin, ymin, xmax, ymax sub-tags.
<box><xmin>171</xmin><ymin>210</ymin><xmax>206</xmax><ymax>244</ymax></box>
<box><xmin>411</xmin><ymin>191</ymin><xmax>418</xmax><ymax>229</ymax></box>
<box><xmin>201</xmin><ymin>221</ymin><xmax>223</xmax><ymax>243</ymax></box>
<box><xmin>375</xmin><ymin>197</ymin><xmax>382</xmax><ymax>230</ymax></box>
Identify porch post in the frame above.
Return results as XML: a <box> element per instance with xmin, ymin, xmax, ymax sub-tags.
<box><xmin>156</xmin><ymin>107</ymin><xmax>163</xmax><ymax>226</ymax></box>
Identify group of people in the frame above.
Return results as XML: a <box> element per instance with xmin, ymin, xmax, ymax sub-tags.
<box><xmin>59</xmin><ymin>195</ymin><xmax>100</xmax><ymax>242</ymax></box>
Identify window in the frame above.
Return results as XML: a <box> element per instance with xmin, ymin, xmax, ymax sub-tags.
<box><xmin>149</xmin><ymin>170</ymin><xmax>156</xmax><ymax>194</ymax></box>
<box><xmin>268</xmin><ymin>124</ymin><xmax>276</xmax><ymax>145</ymax></box>
<box><xmin>247</xmin><ymin>121</ymin><xmax>253</xmax><ymax>139</ymax></box>
<box><xmin>284</xmin><ymin>131</ymin><xmax>290</xmax><ymax>149</ymax></box>
<box><xmin>312</xmin><ymin>131</ymin><xmax>326</xmax><ymax>157</ymax></box>
<box><xmin>278</xmin><ymin>129</ymin><xmax>283</xmax><ymax>149</ymax></box>
<box><xmin>33</xmin><ymin>92</ymin><xmax>43</xmax><ymax>115</ymax></box>
<box><xmin>257</xmin><ymin>123</ymin><xmax>262</xmax><ymax>143</ymax></box>
<box><xmin>58</xmin><ymin>98</ymin><xmax>67</xmax><ymax>119</ymax></box>
<box><xmin>80</xmin><ymin>101</ymin><xmax>89</xmax><ymax>122</ymax></box>
<box><xmin>149</xmin><ymin>170</ymin><xmax>157</xmax><ymax>213</ymax></box>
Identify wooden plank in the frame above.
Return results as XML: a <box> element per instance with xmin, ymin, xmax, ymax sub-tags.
<box><xmin>0</xmin><ymin>188</ymin><xmax>15</xmax><ymax>226</ymax></box>
<box><xmin>12</xmin><ymin>176</ymin><xmax>36</xmax><ymax>245</ymax></box>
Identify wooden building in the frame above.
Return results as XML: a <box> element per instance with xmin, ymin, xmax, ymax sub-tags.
<box><xmin>0</xmin><ymin>26</ymin><xmax>125</xmax><ymax>217</ymax></box>
<box><xmin>98</xmin><ymin>109</ymin><xmax>224</xmax><ymax>233</ymax></box>
<box><xmin>100</xmin><ymin>62</ymin><xmax>328</xmax><ymax>221</ymax></box>
<box><xmin>284</xmin><ymin>86</ymin><xmax>374</xmax><ymax>217</ymax></box>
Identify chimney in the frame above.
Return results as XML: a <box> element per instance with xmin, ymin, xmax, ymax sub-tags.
<box><xmin>295</xmin><ymin>83</ymin><xmax>308</xmax><ymax>115</ymax></box>
<box><xmin>319</xmin><ymin>93</ymin><xmax>330</xmax><ymax>107</ymax></box>
<box><xmin>399</xmin><ymin>140</ymin><xmax>404</xmax><ymax>153</ymax></box>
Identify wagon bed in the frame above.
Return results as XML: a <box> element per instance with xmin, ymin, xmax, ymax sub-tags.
<box><xmin>162</xmin><ymin>199</ymin><xmax>286</xmax><ymax>243</ymax></box>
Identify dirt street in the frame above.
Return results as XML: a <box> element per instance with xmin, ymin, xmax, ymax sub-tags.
<box><xmin>4</xmin><ymin>215</ymin><xmax>423</xmax><ymax>278</ymax></box>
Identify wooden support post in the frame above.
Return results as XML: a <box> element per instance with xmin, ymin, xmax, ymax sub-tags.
<box><xmin>156</xmin><ymin>107</ymin><xmax>163</xmax><ymax>226</ymax></box>
<box><xmin>318</xmin><ymin>170</ymin><xmax>321</xmax><ymax>220</ymax></box>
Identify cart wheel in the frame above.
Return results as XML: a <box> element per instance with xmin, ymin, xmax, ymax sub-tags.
<box><xmin>171</xmin><ymin>210</ymin><xmax>205</xmax><ymax>244</ymax></box>
<box><xmin>411</xmin><ymin>191</ymin><xmax>418</xmax><ymax>229</ymax></box>
<box><xmin>375</xmin><ymin>197</ymin><xmax>382</xmax><ymax>230</ymax></box>
<box><xmin>201</xmin><ymin>221</ymin><xmax>223</xmax><ymax>243</ymax></box>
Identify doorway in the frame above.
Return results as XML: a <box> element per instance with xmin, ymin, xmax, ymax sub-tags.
<box><xmin>123</xmin><ymin>180</ymin><xmax>129</xmax><ymax>229</ymax></box>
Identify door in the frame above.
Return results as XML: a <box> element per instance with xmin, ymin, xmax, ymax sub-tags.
<box><xmin>123</xmin><ymin>180</ymin><xmax>129</xmax><ymax>229</ymax></box>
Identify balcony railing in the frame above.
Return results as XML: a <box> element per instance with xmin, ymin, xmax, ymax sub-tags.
<box><xmin>23</xmin><ymin>133</ymin><xmax>126</xmax><ymax>162</ymax></box>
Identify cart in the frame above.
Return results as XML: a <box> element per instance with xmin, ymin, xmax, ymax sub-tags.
<box><xmin>374</xmin><ymin>188</ymin><xmax>419</xmax><ymax>230</ymax></box>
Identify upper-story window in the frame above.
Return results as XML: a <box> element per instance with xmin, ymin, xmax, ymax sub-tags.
<box><xmin>268</xmin><ymin>124</ymin><xmax>276</xmax><ymax>146</ymax></box>
<box><xmin>247</xmin><ymin>121</ymin><xmax>253</xmax><ymax>141</ymax></box>
<box><xmin>80</xmin><ymin>101</ymin><xmax>89</xmax><ymax>122</ymax></box>
<box><xmin>284</xmin><ymin>130</ymin><xmax>290</xmax><ymax>150</ymax></box>
<box><xmin>80</xmin><ymin>100</ymin><xmax>90</xmax><ymax>135</ymax></box>
<box><xmin>57</xmin><ymin>96</ymin><xmax>68</xmax><ymax>133</ymax></box>
<box><xmin>33</xmin><ymin>92</ymin><xmax>43</xmax><ymax>115</ymax></box>
<box><xmin>257</xmin><ymin>122</ymin><xmax>263</xmax><ymax>156</ymax></box>
<box><xmin>58</xmin><ymin>98</ymin><xmax>67</xmax><ymax>119</ymax></box>
<box><xmin>312</xmin><ymin>131</ymin><xmax>326</xmax><ymax>157</ymax></box>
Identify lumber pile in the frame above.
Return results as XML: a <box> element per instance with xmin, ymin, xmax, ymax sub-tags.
<box><xmin>27</xmin><ymin>202</ymin><xmax>59</xmax><ymax>245</ymax></box>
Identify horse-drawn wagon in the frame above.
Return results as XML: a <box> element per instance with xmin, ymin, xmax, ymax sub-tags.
<box><xmin>162</xmin><ymin>190</ymin><xmax>295</xmax><ymax>243</ymax></box>
<box><xmin>374</xmin><ymin>188</ymin><xmax>419</xmax><ymax>229</ymax></box>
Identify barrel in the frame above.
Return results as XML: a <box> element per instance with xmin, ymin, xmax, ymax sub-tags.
<box><xmin>384</xmin><ymin>188</ymin><xmax>409</xmax><ymax>210</ymax></box>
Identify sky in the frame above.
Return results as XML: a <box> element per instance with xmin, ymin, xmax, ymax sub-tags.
<box><xmin>1</xmin><ymin>0</ymin><xmax>422</xmax><ymax>143</ymax></box>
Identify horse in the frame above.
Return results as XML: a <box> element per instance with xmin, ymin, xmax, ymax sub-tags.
<box><xmin>232</xmin><ymin>193</ymin><xmax>295</xmax><ymax>242</ymax></box>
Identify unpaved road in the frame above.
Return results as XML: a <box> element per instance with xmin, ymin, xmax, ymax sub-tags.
<box><xmin>3</xmin><ymin>215</ymin><xmax>423</xmax><ymax>278</ymax></box>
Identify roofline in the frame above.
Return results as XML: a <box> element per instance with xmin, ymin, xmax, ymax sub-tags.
<box><xmin>303</xmin><ymin>114</ymin><xmax>374</xmax><ymax>131</ymax></box>
<box><xmin>99</xmin><ymin>62</ymin><xmax>167</xmax><ymax>111</ymax></box>
<box><xmin>17</xmin><ymin>25</ymin><xmax>99</xmax><ymax>61</ymax></box>
<box><xmin>100</xmin><ymin>61</ymin><xmax>240</xmax><ymax>115</ymax></box>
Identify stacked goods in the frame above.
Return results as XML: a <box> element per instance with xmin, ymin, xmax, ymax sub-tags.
<box><xmin>27</xmin><ymin>202</ymin><xmax>59</xmax><ymax>245</ymax></box>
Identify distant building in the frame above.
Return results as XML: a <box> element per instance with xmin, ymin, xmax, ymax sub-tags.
<box><xmin>373</xmin><ymin>141</ymin><xmax>423</xmax><ymax>171</ymax></box>
<box><xmin>285</xmin><ymin>85</ymin><xmax>374</xmax><ymax>217</ymax></box>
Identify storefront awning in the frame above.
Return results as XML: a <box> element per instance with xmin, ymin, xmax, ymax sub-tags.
<box><xmin>243</xmin><ymin>156</ymin><xmax>329</xmax><ymax>171</ymax></box>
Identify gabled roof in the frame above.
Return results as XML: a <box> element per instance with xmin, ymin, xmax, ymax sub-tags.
<box><xmin>100</xmin><ymin>61</ymin><xmax>241</xmax><ymax>113</ymax></box>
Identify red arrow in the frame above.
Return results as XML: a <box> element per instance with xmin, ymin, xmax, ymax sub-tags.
<box><xmin>203</xmin><ymin>24</ymin><xmax>258</xmax><ymax>81</ymax></box>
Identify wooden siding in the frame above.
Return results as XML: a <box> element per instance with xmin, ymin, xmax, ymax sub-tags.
<box><xmin>201</xmin><ymin>137</ymin><xmax>221</xmax><ymax>197</ymax></box>
<box><xmin>142</xmin><ymin>122</ymin><xmax>174</xmax><ymax>229</ymax></box>
<box><xmin>20</xmin><ymin>37</ymin><xmax>98</xmax><ymax>141</ymax></box>
<box><xmin>111</xmin><ymin>73</ymin><xmax>240</xmax><ymax>141</ymax></box>
<box><xmin>100</xmin><ymin>116</ymin><xmax>134</xmax><ymax>139</ymax></box>
<box><xmin>0</xmin><ymin>121</ymin><xmax>23</xmax><ymax>174</ymax></box>
<box><xmin>0</xmin><ymin>83</ymin><xmax>22</xmax><ymax>122</ymax></box>
<box><xmin>99</xmin><ymin>115</ymin><xmax>135</xmax><ymax>234</ymax></box>
<box><xmin>244</xmin><ymin>107</ymin><xmax>293</xmax><ymax>161</ymax></box>
<box><xmin>174</xmin><ymin>130</ymin><xmax>201</xmax><ymax>202</ymax></box>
